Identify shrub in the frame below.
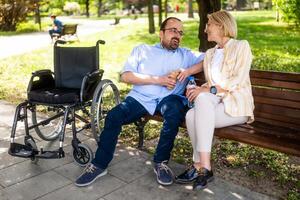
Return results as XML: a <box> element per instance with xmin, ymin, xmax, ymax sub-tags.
<box><xmin>63</xmin><ymin>2</ymin><xmax>80</xmax><ymax>15</ymax></box>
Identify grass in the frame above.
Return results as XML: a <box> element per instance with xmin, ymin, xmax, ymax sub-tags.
<box><xmin>0</xmin><ymin>10</ymin><xmax>299</xmax><ymax>199</ymax></box>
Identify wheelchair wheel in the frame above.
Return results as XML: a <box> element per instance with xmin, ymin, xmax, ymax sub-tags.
<box><xmin>31</xmin><ymin>105</ymin><xmax>64</xmax><ymax>141</ymax></box>
<box><xmin>73</xmin><ymin>143</ymin><xmax>93</xmax><ymax>167</ymax></box>
<box><xmin>91</xmin><ymin>79</ymin><xmax>120</xmax><ymax>143</ymax></box>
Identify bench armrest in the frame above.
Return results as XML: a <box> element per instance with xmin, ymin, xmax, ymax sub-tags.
<box><xmin>27</xmin><ymin>70</ymin><xmax>55</xmax><ymax>94</ymax></box>
<box><xmin>80</xmin><ymin>69</ymin><xmax>104</xmax><ymax>102</ymax></box>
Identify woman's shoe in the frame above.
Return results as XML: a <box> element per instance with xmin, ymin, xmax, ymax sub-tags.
<box><xmin>193</xmin><ymin>168</ymin><xmax>214</xmax><ymax>190</ymax></box>
<box><xmin>175</xmin><ymin>165</ymin><xmax>198</xmax><ymax>184</ymax></box>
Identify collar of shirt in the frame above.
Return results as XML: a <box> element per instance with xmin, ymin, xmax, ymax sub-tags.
<box><xmin>215</xmin><ymin>38</ymin><xmax>233</xmax><ymax>51</ymax></box>
<box><xmin>155</xmin><ymin>43</ymin><xmax>178</xmax><ymax>53</ymax></box>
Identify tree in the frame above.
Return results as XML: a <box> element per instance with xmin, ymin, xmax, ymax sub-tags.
<box><xmin>85</xmin><ymin>0</ymin><xmax>90</xmax><ymax>17</ymax></box>
<box><xmin>148</xmin><ymin>0</ymin><xmax>155</xmax><ymax>33</ymax></box>
<box><xmin>97</xmin><ymin>0</ymin><xmax>102</xmax><ymax>17</ymax></box>
<box><xmin>196</xmin><ymin>0</ymin><xmax>221</xmax><ymax>51</ymax></box>
<box><xmin>274</xmin><ymin>0</ymin><xmax>300</xmax><ymax>26</ymax></box>
<box><xmin>0</xmin><ymin>0</ymin><xmax>37</xmax><ymax>31</ymax></box>
<box><xmin>188</xmin><ymin>0</ymin><xmax>194</xmax><ymax>18</ymax></box>
<box><xmin>158</xmin><ymin>0</ymin><xmax>162</xmax><ymax>27</ymax></box>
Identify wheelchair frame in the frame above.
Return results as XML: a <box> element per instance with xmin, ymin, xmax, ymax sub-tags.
<box><xmin>8</xmin><ymin>40</ymin><xmax>120</xmax><ymax>166</ymax></box>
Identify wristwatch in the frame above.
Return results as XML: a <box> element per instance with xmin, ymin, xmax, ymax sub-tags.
<box><xmin>210</xmin><ymin>86</ymin><xmax>217</xmax><ymax>95</ymax></box>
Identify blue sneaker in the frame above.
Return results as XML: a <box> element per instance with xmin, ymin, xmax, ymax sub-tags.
<box><xmin>75</xmin><ymin>163</ymin><xmax>107</xmax><ymax>187</ymax></box>
<box><xmin>153</xmin><ymin>161</ymin><xmax>174</xmax><ymax>186</ymax></box>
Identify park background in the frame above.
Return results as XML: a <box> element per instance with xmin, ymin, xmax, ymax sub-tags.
<box><xmin>0</xmin><ymin>0</ymin><xmax>299</xmax><ymax>199</ymax></box>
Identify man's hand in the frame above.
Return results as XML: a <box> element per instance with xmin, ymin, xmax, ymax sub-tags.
<box><xmin>159</xmin><ymin>75</ymin><xmax>177</xmax><ymax>89</ymax></box>
<box><xmin>186</xmin><ymin>85</ymin><xmax>209</xmax><ymax>102</ymax></box>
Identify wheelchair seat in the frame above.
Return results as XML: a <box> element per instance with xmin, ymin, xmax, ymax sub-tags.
<box><xmin>28</xmin><ymin>87</ymin><xmax>80</xmax><ymax>104</ymax></box>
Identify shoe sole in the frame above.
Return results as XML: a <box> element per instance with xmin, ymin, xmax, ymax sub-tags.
<box><xmin>193</xmin><ymin>176</ymin><xmax>214</xmax><ymax>190</ymax></box>
<box><xmin>175</xmin><ymin>178</ymin><xmax>197</xmax><ymax>184</ymax></box>
<box><xmin>153</xmin><ymin>169</ymin><xmax>173</xmax><ymax>186</ymax></box>
<box><xmin>75</xmin><ymin>169</ymin><xmax>108</xmax><ymax>187</ymax></box>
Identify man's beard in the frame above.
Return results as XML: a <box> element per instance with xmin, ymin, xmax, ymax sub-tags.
<box><xmin>162</xmin><ymin>37</ymin><xmax>180</xmax><ymax>50</ymax></box>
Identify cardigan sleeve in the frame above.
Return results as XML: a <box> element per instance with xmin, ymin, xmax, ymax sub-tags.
<box><xmin>223</xmin><ymin>40</ymin><xmax>252</xmax><ymax>92</ymax></box>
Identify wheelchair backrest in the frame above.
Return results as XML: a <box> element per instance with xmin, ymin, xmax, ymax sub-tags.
<box><xmin>54</xmin><ymin>46</ymin><xmax>99</xmax><ymax>89</ymax></box>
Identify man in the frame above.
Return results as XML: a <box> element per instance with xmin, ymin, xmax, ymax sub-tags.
<box><xmin>48</xmin><ymin>14</ymin><xmax>63</xmax><ymax>39</ymax></box>
<box><xmin>75</xmin><ymin>17</ymin><xmax>204</xmax><ymax>187</ymax></box>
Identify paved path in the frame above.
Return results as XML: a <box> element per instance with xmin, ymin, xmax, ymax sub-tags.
<box><xmin>0</xmin><ymin>17</ymin><xmax>146</xmax><ymax>59</ymax></box>
<box><xmin>0</xmin><ymin>100</ymin><xmax>276</xmax><ymax>200</ymax></box>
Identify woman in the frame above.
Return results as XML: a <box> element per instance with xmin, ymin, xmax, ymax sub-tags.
<box><xmin>175</xmin><ymin>10</ymin><xmax>254</xmax><ymax>190</ymax></box>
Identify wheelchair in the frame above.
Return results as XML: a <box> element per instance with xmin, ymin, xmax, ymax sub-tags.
<box><xmin>8</xmin><ymin>40</ymin><xmax>120</xmax><ymax>166</ymax></box>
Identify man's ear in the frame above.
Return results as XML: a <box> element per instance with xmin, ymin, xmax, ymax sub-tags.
<box><xmin>159</xmin><ymin>30</ymin><xmax>163</xmax><ymax>38</ymax></box>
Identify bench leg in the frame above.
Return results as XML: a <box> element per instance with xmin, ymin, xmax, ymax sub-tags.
<box><xmin>134</xmin><ymin>118</ymin><xmax>148</xmax><ymax>150</ymax></box>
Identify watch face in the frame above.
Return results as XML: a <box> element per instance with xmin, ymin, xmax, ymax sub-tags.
<box><xmin>210</xmin><ymin>86</ymin><xmax>217</xmax><ymax>94</ymax></box>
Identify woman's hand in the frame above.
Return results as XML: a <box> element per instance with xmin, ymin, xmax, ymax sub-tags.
<box><xmin>186</xmin><ymin>86</ymin><xmax>209</xmax><ymax>102</ymax></box>
<box><xmin>177</xmin><ymin>69</ymin><xmax>191</xmax><ymax>82</ymax></box>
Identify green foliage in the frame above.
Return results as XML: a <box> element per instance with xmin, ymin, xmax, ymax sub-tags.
<box><xmin>0</xmin><ymin>0</ymin><xmax>37</xmax><ymax>31</ymax></box>
<box><xmin>274</xmin><ymin>0</ymin><xmax>300</xmax><ymax>26</ymax></box>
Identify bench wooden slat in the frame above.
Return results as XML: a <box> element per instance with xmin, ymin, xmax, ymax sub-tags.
<box><xmin>231</xmin><ymin>123</ymin><xmax>300</xmax><ymax>141</ymax></box>
<box><xmin>251</xmin><ymin>78</ymin><xmax>300</xmax><ymax>90</ymax></box>
<box><xmin>250</xmin><ymin>70</ymin><xmax>300</xmax><ymax>83</ymax></box>
<box><xmin>255</xmin><ymin>116</ymin><xmax>300</xmax><ymax>130</ymax></box>
<box><xmin>215</xmin><ymin>126</ymin><xmax>300</xmax><ymax>156</ymax></box>
<box><xmin>254</xmin><ymin>104</ymin><xmax>300</xmax><ymax>119</ymax></box>
<box><xmin>252</xmin><ymin>87</ymin><xmax>300</xmax><ymax>102</ymax></box>
<box><xmin>254</xmin><ymin>96</ymin><xmax>300</xmax><ymax>109</ymax></box>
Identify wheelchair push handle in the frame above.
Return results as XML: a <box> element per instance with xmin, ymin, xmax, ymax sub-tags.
<box><xmin>97</xmin><ymin>40</ymin><xmax>105</xmax><ymax>45</ymax></box>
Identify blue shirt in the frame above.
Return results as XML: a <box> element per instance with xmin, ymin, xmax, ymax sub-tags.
<box><xmin>54</xmin><ymin>19</ymin><xmax>63</xmax><ymax>32</ymax></box>
<box><xmin>122</xmin><ymin>43</ymin><xmax>205</xmax><ymax>115</ymax></box>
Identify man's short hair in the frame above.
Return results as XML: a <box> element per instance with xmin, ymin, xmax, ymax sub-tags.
<box><xmin>50</xmin><ymin>14</ymin><xmax>56</xmax><ymax>19</ymax></box>
<box><xmin>160</xmin><ymin>17</ymin><xmax>182</xmax><ymax>30</ymax></box>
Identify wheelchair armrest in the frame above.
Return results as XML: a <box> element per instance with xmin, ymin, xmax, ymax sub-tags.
<box><xmin>80</xmin><ymin>69</ymin><xmax>104</xmax><ymax>102</ymax></box>
<box><xmin>27</xmin><ymin>69</ymin><xmax>55</xmax><ymax>94</ymax></box>
<box><xmin>31</xmin><ymin>69</ymin><xmax>53</xmax><ymax>77</ymax></box>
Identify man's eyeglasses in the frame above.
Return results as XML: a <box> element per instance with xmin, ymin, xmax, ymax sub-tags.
<box><xmin>163</xmin><ymin>28</ymin><xmax>184</xmax><ymax>36</ymax></box>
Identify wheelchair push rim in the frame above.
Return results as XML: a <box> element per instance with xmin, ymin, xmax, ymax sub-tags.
<box><xmin>91</xmin><ymin>79</ymin><xmax>120</xmax><ymax>143</ymax></box>
<box><xmin>31</xmin><ymin>105</ymin><xmax>64</xmax><ymax>141</ymax></box>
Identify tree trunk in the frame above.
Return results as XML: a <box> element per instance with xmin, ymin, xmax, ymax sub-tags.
<box><xmin>158</xmin><ymin>0</ymin><xmax>162</xmax><ymax>27</ymax></box>
<box><xmin>164</xmin><ymin>0</ymin><xmax>168</xmax><ymax>18</ymax></box>
<box><xmin>196</xmin><ymin>0</ymin><xmax>221</xmax><ymax>52</ymax></box>
<box><xmin>86</xmin><ymin>0</ymin><xmax>90</xmax><ymax>18</ymax></box>
<box><xmin>34</xmin><ymin>3</ymin><xmax>41</xmax><ymax>31</ymax></box>
<box><xmin>148</xmin><ymin>0</ymin><xmax>155</xmax><ymax>33</ymax></box>
<box><xmin>188</xmin><ymin>0</ymin><xmax>194</xmax><ymax>18</ymax></box>
<box><xmin>97</xmin><ymin>0</ymin><xmax>102</xmax><ymax>17</ymax></box>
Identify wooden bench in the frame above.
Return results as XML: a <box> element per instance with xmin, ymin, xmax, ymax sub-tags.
<box><xmin>52</xmin><ymin>24</ymin><xmax>79</xmax><ymax>42</ymax></box>
<box><xmin>135</xmin><ymin>70</ymin><xmax>300</xmax><ymax>156</ymax></box>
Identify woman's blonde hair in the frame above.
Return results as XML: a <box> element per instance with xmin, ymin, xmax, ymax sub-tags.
<box><xmin>207</xmin><ymin>10</ymin><xmax>237</xmax><ymax>38</ymax></box>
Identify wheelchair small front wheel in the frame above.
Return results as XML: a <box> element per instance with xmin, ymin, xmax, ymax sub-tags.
<box><xmin>91</xmin><ymin>79</ymin><xmax>120</xmax><ymax>143</ymax></box>
<box><xmin>73</xmin><ymin>143</ymin><xmax>93</xmax><ymax>167</ymax></box>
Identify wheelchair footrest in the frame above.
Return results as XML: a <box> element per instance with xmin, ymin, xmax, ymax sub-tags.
<box><xmin>9</xmin><ymin>143</ymin><xmax>36</xmax><ymax>158</ymax></box>
<box><xmin>35</xmin><ymin>148</ymin><xmax>65</xmax><ymax>159</ymax></box>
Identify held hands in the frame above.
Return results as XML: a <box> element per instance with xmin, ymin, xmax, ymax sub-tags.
<box><xmin>158</xmin><ymin>68</ymin><xmax>192</xmax><ymax>90</ymax></box>
<box><xmin>177</xmin><ymin>68</ymin><xmax>190</xmax><ymax>82</ymax></box>
<box><xmin>159</xmin><ymin>75</ymin><xmax>177</xmax><ymax>89</ymax></box>
<box><xmin>186</xmin><ymin>85</ymin><xmax>209</xmax><ymax>102</ymax></box>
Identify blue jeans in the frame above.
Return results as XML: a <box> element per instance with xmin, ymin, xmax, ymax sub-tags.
<box><xmin>92</xmin><ymin>95</ymin><xmax>187</xmax><ymax>169</ymax></box>
<box><xmin>49</xmin><ymin>29</ymin><xmax>61</xmax><ymax>38</ymax></box>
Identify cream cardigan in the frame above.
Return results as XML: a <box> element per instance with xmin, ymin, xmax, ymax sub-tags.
<box><xmin>203</xmin><ymin>39</ymin><xmax>255</xmax><ymax>123</ymax></box>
